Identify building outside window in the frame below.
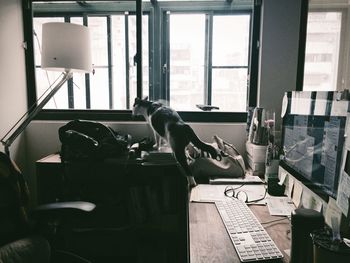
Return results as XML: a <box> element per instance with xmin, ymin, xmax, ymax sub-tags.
<box><xmin>303</xmin><ymin>11</ymin><xmax>342</xmax><ymax>91</ymax></box>
<box><xmin>303</xmin><ymin>0</ymin><xmax>350</xmax><ymax>92</ymax></box>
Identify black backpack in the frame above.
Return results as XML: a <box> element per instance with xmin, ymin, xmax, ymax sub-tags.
<box><xmin>59</xmin><ymin>120</ymin><xmax>131</xmax><ymax>161</ymax></box>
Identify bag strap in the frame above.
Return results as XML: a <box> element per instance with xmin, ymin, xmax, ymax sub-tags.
<box><xmin>213</xmin><ymin>135</ymin><xmax>246</xmax><ymax>172</ymax></box>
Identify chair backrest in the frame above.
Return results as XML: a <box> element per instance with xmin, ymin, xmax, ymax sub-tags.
<box><xmin>0</xmin><ymin>152</ymin><xmax>30</xmax><ymax>245</ymax></box>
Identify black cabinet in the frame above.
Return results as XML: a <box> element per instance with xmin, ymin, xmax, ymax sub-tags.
<box><xmin>36</xmin><ymin>154</ymin><xmax>189</xmax><ymax>263</ymax></box>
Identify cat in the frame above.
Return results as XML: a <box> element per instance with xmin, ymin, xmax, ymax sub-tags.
<box><xmin>132</xmin><ymin>97</ymin><xmax>219</xmax><ymax>186</ymax></box>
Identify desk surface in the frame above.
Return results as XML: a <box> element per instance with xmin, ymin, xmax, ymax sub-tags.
<box><xmin>189</xmin><ymin>198</ymin><xmax>291</xmax><ymax>263</ymax></box>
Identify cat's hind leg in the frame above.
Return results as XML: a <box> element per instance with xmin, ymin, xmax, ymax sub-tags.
<box><xmin>153</xmin><ymin>131</ymin><xmax>162</xmax><ymax>150</ymax></box>
<box><xmin>173</xmin><ymin>147</ymin><xmax>196</xmax><ymax>187</ymax></box>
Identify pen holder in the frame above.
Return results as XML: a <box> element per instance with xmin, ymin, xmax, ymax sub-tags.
<box><xmin>265</xmin><ymin>159</ymin><xmax>284</xmax><ymax>196</ymax></box>
<box><xmin>312</xmin><ymin>228</ymin><xmax>350</xmax><ymax>263</ymax></box>
<box><xmin>265</xmin><ymin>159</ymin><xmax>279</xmax><ymax>182</ymax></box>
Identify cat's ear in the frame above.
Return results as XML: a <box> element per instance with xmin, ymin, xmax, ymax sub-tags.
<box><xmin>133</xmin><ymin>97</ymin><xmax>140</xmax><ymax>106</ymax></box>
<box><xmin>143</xmin><ymin>96</ymin><xmax>149</xmax><ymax>101</ymax></box>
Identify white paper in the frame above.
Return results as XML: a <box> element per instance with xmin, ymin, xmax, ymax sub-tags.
<box><xmin>325</xmin><ymin>197</ymin><xmax>343</xmax><ymax>228</ymax></box>
<box><xmin>266</xmin><ymin>196</ymin><xmax>295</xmax><ymax>216</ymax></box>
<box><xmin>314</xmin><ymin>92</ymin><xmax>328</xmax><ymax>116</ymax></box>
<box><xmin>190</xmin><ymin>185</ymin><xmax>228</xmax><ymax>202</ymax></box>
<box><xmin>190</xmin><ymin>184</ymin><xmax>266</xmax><ymax>205</ymax></box>
<box><xmin>287</xmin><ymin>175</ymin><xmax>295</xmax><ymax>198</ymax></box>
<box><xmin>291</xmin><ymin>93</ymin><xmax>312</xmax><ymax>115</ymax></box>
<box><xmin>278</xmin><ymin>171</ymin><xmax>287</xmax><ymax>186</ymax></box>
<box><xmin>331</xmin><ymin>100</ymin><xmax>348</xmax><ymax>116</ymax></box>
<box><xmin>337</xmin><ymin>171</ymin><xmax>350</xmax><ymax>215</ymax></box>
<box><xmin>301</xmin><ymin>190</ymin><xmax>323</xmax><ymax>212</ymax></box>
<box><xmin>292</xmin><ymin>181</ymin><xmax>303</xmax><ymax>208</ymax></box>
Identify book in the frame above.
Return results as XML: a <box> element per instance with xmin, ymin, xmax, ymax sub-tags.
<box><xmin>209</xmin><ymin>175</ymin><xmax>264</xmax><ymax>185</ymax></box>
<box><xmin>141</xmin><ymin>151</ymin><xmax>176</xmax><ymax>163</ymax></box>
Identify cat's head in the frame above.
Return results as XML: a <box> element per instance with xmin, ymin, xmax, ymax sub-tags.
<box><xmin>132</xmin><ymin>97</ymin><xmax>150</xmax><ymax>116</ymax></box>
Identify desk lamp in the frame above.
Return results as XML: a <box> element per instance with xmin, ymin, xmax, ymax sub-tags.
<box><xmin>1</xmin><ymin>22</ymin><xmax>92</xmax><ymax>156</ymax></box>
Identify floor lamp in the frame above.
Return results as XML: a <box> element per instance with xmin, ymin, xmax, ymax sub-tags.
<box><xmin>1</xmin><ymin>22</ymin><xmax>92</xmax><ymax>156</ymax></box>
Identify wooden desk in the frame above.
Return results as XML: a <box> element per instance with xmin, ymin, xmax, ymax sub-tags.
<box><xmin>36</xmin><ymin>154</ymin><xmax>190</xmax><ymax>263</ymax></box>
<box><xmin>189</xmin><ymin>201</ymin><xmax>291</xmax><ymax>263</ymax></box>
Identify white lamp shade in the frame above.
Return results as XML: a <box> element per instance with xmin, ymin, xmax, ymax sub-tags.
<box><xmin>41</xmin><ymin>22</ymin><xmax>92</xmax><ymax>73</ymax></box>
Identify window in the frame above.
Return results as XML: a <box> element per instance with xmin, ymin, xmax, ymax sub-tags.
<box><xmin>303</xmin><ymin>11</ymin><xmax>342</xmax><ymax>91</ymax></box>
<box><xmin>26</xmin><ymin>0</ymin><xmax>258</xmax><ymax>122</ymax></box>
<box><xmin>300</xmin><ymin>0</ymin><xmax>350</xmax><ymax>92</ymax></box>
<box><xmin>211</xmin><ymin>15</ymin><xmax>250</xmax><ymax>112</ymax></box>
<box><xmin>33</xmin><ymin>14</ymin><xmax>149</xmax><ymax>110</ymax></box>
<box><xmin>168</xmin><ymin>13</ymin><xmax>250</xmax><ymax>112</ymax></box>
<box><xmin>168</xmin><ymin>14</ymin><xmax>206</xmax><ymax>111</ymax></box>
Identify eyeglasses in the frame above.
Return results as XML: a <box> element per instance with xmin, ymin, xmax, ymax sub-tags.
<box><xmin>224</xmin><ymin>184</ymin><xmax>267</xmax><ymax>204</ymax></box>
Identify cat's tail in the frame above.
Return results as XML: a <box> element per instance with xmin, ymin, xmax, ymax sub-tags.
<box><xmin>184</xmin><ymin>124</ymin><xmax>218</xmax><ymax>159</ymax></box>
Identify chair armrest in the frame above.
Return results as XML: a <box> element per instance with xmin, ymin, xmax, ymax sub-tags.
<box><xmin>0</xmin><ymin>236</ymin><xmax>50</xmax><ymax>263</ymax></box>
<box><xmin>32</xmin><ymin>201</ymin><xmax>95</xmax><ymax>219</ymax></box>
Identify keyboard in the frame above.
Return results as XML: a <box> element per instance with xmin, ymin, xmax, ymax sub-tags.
<box><xmin>215</xmin><ymin>200</ymin><xmax>284</xmax><ymax>262</ymax></box>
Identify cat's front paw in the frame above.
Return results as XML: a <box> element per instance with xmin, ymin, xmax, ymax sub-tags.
<box><xmin>152</xmin><ymin>143</ymin><xmax>159</xmax><ymax>150</ymax></box>
<box><xmin>208</xmin><ymin>148</ymin><xmax>221</xmax><ymax>161</ymax></box>
<box><xmin>213</xmin><ymin>150</ymin><xmax>222</xmax><ymax>161</ymax></box>
<box><xmin>188</xmin><ymin>176</ymin><xmax>197</xmax><ymax>187</ymax></box>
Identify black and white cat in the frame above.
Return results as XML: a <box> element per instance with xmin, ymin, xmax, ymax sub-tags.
<box><xmin>132</xmin><ymin>97</ymin><xmax>219</xmax><ymax>186</ymax></box>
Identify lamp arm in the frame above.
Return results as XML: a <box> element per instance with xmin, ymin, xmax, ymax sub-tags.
<box><xmin>1</xmin><ymin>71</ymin><xmax>72</xmax><ymax>156</ymax></box>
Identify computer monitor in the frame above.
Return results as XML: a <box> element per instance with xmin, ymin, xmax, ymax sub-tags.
<box><xmin>280</xmin><ymin>91</ymin><xmax>349</xmax><ymax>200</ymax></box>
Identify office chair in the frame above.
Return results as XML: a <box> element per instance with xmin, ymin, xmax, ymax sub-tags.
<box><xmin>0</xmin><ymin>151</ymin><xmax>95</xmax><ymax>263</ymax></box>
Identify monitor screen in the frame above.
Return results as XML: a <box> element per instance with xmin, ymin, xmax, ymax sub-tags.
<box><xmin>281</xmin><ymin>91</ymin><xmax>349</xmax><ymax>199</ymax></box>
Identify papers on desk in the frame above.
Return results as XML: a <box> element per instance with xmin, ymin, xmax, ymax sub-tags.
<box><xmin>266</xmin><ymin>196</ymin><xmax>296</xmax><ymax>216</ymax></box>
<box><xmin>190</xmin><ymin>184</ymin><xmax>266</xmax><ymax>205</ymax></box>
<box><xmin>337</xmin><ymin>171</ymin><xmax>350</xmax><ymax>215</ymax></box>
<box><xmin>209</xmin><ymin>175</ymin><xmax>263</xmax><ymax>185</ymax></box>
<box><xmin>190</xmin><ymin>185</ymin><xmax>229</xmax><ymax>202</ymax></box>
<box><xmin>191</xmin><ymin>184</ymin><xmax>296</xmax><ymax>216</ymax></box>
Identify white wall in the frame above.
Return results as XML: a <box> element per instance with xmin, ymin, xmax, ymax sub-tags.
<box><xmin>0</xmin><ymin>0</ymin><xmax>28</xmax><ymax>167</ymax></box>
<box><xmin>258</xmin><ymin>0</ymin><xmax>301</xmax><ymax>129</ymax></box>
<box><xmin>1</xmin><ymin>0</ymin><xmax>303</xmax><ymax>206</ymax></box>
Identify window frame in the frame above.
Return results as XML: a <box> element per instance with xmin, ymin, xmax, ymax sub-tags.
<box><xmin>297</xmin><ymin>0</ymin><xmax>350</xmax><ymax>92</ymax></box>
<box><xmin>23</xmin><ymin>0</ymin><xmax>260</xmax><ymax>123</ymax></box>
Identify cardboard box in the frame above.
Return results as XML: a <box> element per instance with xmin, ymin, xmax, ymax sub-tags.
<box><xmin>246</xmin><ymin>153</ymin><xmax>265</xmax><ymax>175</ymax></box>
<box><xmin>245</xmin><ymin>141</ymin><xmax>267</xmax><ymax>163</ymax></box>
